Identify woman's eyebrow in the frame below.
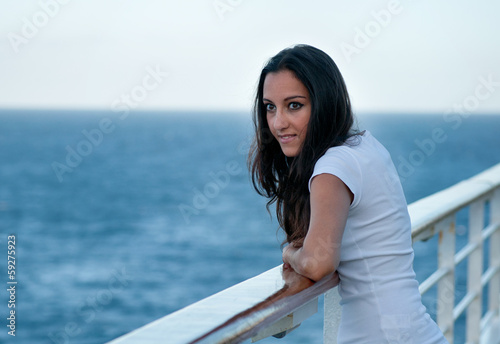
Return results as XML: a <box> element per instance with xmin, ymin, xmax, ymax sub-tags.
<box><xmin>263</xmin><ymin>95</ymin><xmax>307</xmax><ymax>103</ymax></box>
<box><xmin>284</xmin><ymin>95</ymin><xmax>307</xmax><ymax>101</ymax></box>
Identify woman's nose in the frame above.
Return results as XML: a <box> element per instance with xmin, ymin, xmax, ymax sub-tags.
<box><xmin>272</xmin><ymin>109</ymin><xmax>288</xmax><ymax>131</ymax></box>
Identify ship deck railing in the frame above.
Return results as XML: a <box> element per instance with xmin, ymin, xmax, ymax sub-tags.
<box><xmin>108</xmin><ymin>163</ymin><xmax>500</xmax><ymax>344</ymax></box>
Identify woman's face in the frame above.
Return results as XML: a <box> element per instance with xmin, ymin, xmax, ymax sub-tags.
<box><xmin>263</xmin><ymin>69</ymin><xmax>311</xmax><ymax>158</ymax></box>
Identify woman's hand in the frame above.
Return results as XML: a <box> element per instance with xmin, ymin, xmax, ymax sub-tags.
<box><xmin>282</xmin><ymin>242</ymin><xmax>298</xmax><ymax>266</ymax></box>
<box><xmin>282</xmin><ymin>242</ymin><xmax>316</xmax><ymax>293</ymax></box>
<box><xmin>281</xmin><ymin>262</ymin><xmax>340</xmax><ymax>295</ymax></box>
<box><xmin>282</xmin><ymin>238</ymin><xmax>304</xmax><ymax>266</ymax></box>
<box><xmin>281</xmin><ymin>262</ymin><xmax>314</xmax><ymax>294</ymax></box>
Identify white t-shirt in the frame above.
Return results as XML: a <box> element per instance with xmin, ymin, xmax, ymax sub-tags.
<box><xmin>309</xmin><ymin>131</ymin><xmax>447</xmax><ymax>344</ymax></box>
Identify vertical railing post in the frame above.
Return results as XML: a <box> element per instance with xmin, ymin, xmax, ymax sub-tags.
<box><xmin>323</xmin><ymin>287</ymin><xmax>341</xmax><ymax>344</ymax></box>
<box><xmin>467</xmin><ymin>200</ymin><xmax>484</xmax><ymax>343</ymax></box>
<box><xmin>437</xmin><ymin>216</ymin><xmax>456</xmax><ymax>343</ymax></box>
<box><xmin>489</xmin><ymin>189</ymin><xmax>500</xmax><ymax>320</ymax></box>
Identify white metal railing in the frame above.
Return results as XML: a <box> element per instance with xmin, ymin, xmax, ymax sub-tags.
<box><xmin>409</xmin><ymin>163</ymin><xmax>500</xmax><ymax>343</ymax></box>
<box><xmin>107</xmin><ymin>163</ymin><xmax>500</xmax><ymax>344</ymax></box>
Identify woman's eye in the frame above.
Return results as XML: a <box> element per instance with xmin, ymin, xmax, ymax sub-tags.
<box><xmin>265</xmin><ymin>103</ymin><xmax>275</xmax><ymax>111</ymax></box>
<box><xmin>289</xmin><ymin>102</ymin><xmax>303</xmax><ymax>110</ymax></box>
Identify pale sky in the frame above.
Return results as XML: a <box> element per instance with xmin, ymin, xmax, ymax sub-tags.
<box><xmin>1</xmin><ymin>0</ymin><xmax>500</xmax><ymax>114</ymax></box>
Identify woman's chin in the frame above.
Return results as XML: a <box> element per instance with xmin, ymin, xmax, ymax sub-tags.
<box><xmin>281</xmin><ymin>148</ymin><xmax>299</xmax><ymax>158</ymax></box>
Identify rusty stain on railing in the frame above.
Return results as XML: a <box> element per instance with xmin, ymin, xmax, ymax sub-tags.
<box><xmin>191</xmin><ymin>269</ymin><xmax>339</xmax><ymax>344</ymax></box>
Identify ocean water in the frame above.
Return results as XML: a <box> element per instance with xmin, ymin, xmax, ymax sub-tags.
<box><xmin>0</xmin><ymin>110</ymin><xmax>499</xmax><ymax>344</ymax></box>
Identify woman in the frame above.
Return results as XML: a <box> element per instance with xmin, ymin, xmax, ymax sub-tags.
<box><xmin>248</xmin><ymin>45</ymin><xmax>447</xmax><ymax>343</ymax></box>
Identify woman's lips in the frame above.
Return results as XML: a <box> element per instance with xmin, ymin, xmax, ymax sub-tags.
<box><xmin>278</xmin><ymin>134</ymin><xmax>296</xmax><ymax>144</ymax></box>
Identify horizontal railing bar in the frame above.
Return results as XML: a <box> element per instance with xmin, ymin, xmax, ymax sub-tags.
<box><xmin>453</xmin><ymin>291</ymin><xmax>479</xmax><ymax>321</ymax></box>
<box><xmin>107</xmin><ymin>267</ymin><xmax>339</xmax><ymax>344</ymax></box>
<box><xmin>437</xmin><ymin>223</ymin><xmax>499</xmax><ymax>271</ymax></box>
<box><xmin>450</xmin><ymin>237</ymin><xmax>500</xmax><ymax>321</ymax></box>
<box><xmin>448</xmin><ymin>265</ymin><xmax>500</xmax><ymax>340</ymax></box>
<box><xmin>193</xmin><ymin>273</ymin><xmax>339</xmax><ymax>344</ymax></box>
<box><xmin>481</xmin><ymin>265</ymin><xmax>500</xmax><ymax>287</ymax></box>
<box><xmin>418</xmin><ymin>267</ymin><xmax>450</xmax><ymax>295</ymax></box>
<box><xmin>107</xmin><ymin>266</ymin><xmax>285</xmax><ymax>344</ymax></box>
<box><xmin>409</xmin><ymin>163</ymin><xmax>500</xmax><ymax>239</ymax></box>
<box><xmin>454</xmin><ymin>241</ymin><xmax>479</xmax><ymax>266</ymax></box>
<box><xmin>480</xmin><ymin>310</ymin><xmax>496</xmax><ymax>332</ymax></box>
<box><xmin>482</xmin><ymin>222</ymin><xmax>500</xmax><ymax>241</ymax></box>
<box><xmin>450</xmin><ymin>266</ymin><xmax>500</xmax><ymax>328</ymax></box>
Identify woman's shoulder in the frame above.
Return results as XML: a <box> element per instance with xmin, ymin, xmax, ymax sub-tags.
<box><xmin>322</xmin><ymin>130</ymin><xmax>371</xmax><ymax>157</ymax></box>
<box><xmin>312</xmin><ymin>132</ymin><xmax>373</xmax><ymax>176</ymax></box>
<box><xmin>318</xmin><ymin>130</ymin><xmax>391</xmax><ymax>171</ymax></box>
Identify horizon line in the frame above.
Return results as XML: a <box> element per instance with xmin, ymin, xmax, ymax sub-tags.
<box><xmin>1</xmin><ymin>107</ymin><xmax>500</xmax><ymax>117</ymax></box>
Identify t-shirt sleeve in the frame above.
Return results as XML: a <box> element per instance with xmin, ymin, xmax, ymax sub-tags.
<box><xmin>308</xmin><ymin>147</ymin><xmax>363</xmax><ymax>209</ymax></box>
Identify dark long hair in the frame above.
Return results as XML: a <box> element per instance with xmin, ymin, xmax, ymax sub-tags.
<box><xmin>248</xmin><ymin>44</ymin><xmax>357</xmax><ymax>244</ymax></box>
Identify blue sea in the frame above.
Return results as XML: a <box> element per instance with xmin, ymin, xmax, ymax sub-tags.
<box><xmin>0</xmin><ymin>109</ymin><xmax>499</xmax><ymax>344</ymax></box>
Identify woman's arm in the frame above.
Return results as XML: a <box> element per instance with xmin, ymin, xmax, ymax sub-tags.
<box><xmin>282</xmin><ymin>173</ymin><xmax>352</xmax><ymax>282</ymax></box>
